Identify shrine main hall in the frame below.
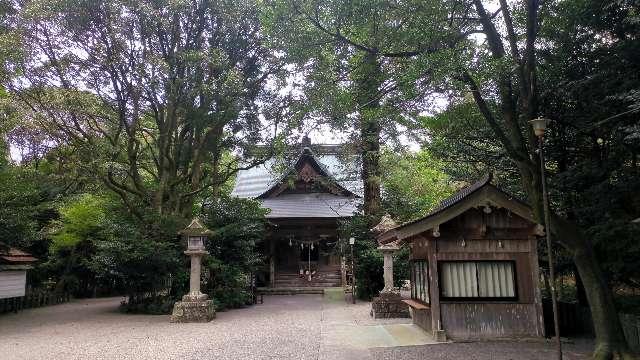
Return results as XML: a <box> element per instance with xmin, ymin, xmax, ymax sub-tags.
<box><xmin>231</xmin><ymin>139</ymin><xmax>361</xmax><ymax>290</ymax></box>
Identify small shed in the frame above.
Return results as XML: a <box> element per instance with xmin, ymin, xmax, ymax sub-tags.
<box><xmin>0</xmin><ymin>244</ymin><xmax>37</xmax><ymax>300</ymax></box>
<box><xmin>378</xmin><ymin>175</ymin><xmax>545</xmax><ymax>340</ymax></box>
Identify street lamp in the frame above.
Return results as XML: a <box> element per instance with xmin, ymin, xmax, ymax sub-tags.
<box><xmin>530</xmin><ymin>117</ymin><xmax>562</xmax><ymax>360</ymax></box>
<box><xmin>349</xmin><ymin>237</ymin><xmax>355</xmax><ymax>304</ymax></box>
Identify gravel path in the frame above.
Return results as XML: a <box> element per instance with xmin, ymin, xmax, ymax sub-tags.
<box><xmin>370</xmin><ymin>340</ymin><xmax>594</xmax><ymax>360</ymax></box>
<box><xmin>0</xmin><ymin>295</ymin><xmax>593</xmax><ymax>360</ymax></box>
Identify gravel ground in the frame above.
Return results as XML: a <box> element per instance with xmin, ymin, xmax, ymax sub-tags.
<box><xmin>370</xmin><ymin>340</ymin><xmax>594</xmax><ymax>360</ymax></box>
<box><xmin>0</xmin><ymin>295</ymin><xmax>593</xmax><ymax>360</ymax></box>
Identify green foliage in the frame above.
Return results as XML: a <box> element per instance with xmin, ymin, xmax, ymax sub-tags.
<box><xmin>339</xmin><ymin>214</ymin><xmax>382</xmax><ymax>300</ymax></box>
<box><xmin>536</xmin><ymin>0</ymin><xmax>640</xmax><ymax>288</ymax></box>
<box><xmin>7</xmin><ymin>0</ymin><xmax>293</xmax><ymax>217</ymax></box>
<box><xmin>380</xmin><ymin>149</ymin><xmax>454</xmax><ymax>222</ymax></box>
<box><xmin>50</xmin><ymin>194</ymin><xmax>105</xmax><ymax>252</ymax></box>
<box><xmin>0</xmin><ymin>166</ymin><xmax>47</xmax><ymax>249</ymax></box>
<box><xmin>91</xmin><ymin>210</ymin><xmax>185</xmax><ymax>312</ymax></box>
<box><xmin>337</xmin><ymin>149</ymin><xmax>453</xmax><ymax>299</ymax></box>
<box><xmin>201</xmin><ymin>195</ymin><xmax>268</xmax><ymax>310</ymax></box>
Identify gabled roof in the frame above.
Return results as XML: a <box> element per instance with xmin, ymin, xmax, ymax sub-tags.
<box><xmin>257</xmin><ymin>147</ymin><xmax>357</xmax><ymax>199</ymax></box>
<box><xmin>231</xmin><ymin>145</ymin><xmax>361</xmax><ymax>198</ymax></box>
<box><xmin>378</xmin><ymin>174</ymin><xmax>541</xmax><ymax>244</ymax></box>
<box><xmin>231</xmin><ymin>142</ymin><xmax>362</xmax><ymax>219</ymax></box>
<box><xmin>0</xmin><ymin>244</ymin><xmax>37</xmax><ymax>266</ymax></box>
<box><xmin>179</xmin><ymin>218</ymin><xmax>213</xmax><ymax>236</ymax></box>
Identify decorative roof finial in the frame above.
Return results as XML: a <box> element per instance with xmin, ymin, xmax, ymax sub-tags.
<box><xmin>301</xmin><ymin>135</ymin><xmax>311</xmax><ymax>148</ymax></box>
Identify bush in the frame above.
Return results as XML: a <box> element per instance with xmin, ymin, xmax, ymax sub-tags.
<box><xmin>89</xmin><ymin>209</ymin><xmax>187</xmax><ymax>313</ymax></box>
<box><xmin>339</xmin><ymin>214</ymin><xmax>384</xmax><ymax>300</ymax></box>
<box><xmin>201</xmin><ymin>195</ymin><xmax>267</xmax><ymax>309</ymax></box>
<box><xmin>119</xmin><ymin>296</ymin><xmax>177</xmax><ymax>315</ymax></box>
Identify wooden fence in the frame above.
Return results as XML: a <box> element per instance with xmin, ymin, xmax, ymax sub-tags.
<box><xmin>0</xmin><ymin>288</ymin><xmax>71</xmax><ymax>314</ymax></box>
<box><xmin>543</xmin><ymin>301</ymin><xmax>640</xmax><ymax>353</ymax></box>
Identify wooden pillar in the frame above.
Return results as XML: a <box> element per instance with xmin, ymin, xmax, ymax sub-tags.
<box><xmin>427</xmin><ymin>238</ymin><xmax>442</xmax><ymax>335</ymax></box>
<box><xmin>529</xmin><ymin>235</ymin><xmax>545</xmax><ymax>336</ymax></box>
<box><xmin>269</xmin><ymin>238</ymin><xmax>276</xmax><ymax>288</ymax></box>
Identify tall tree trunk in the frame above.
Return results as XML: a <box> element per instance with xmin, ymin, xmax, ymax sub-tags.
<box><xmin>520</xmin><ymin>159</ymin><xmax>634</xmax><ymax>359</ymax></box>
<box><xmin>354</xmin><ymin>52</ymin><xmax>382</xmax><ymax>220</ymax></box>
<box><xmin>552</xmin><ymin>217</ymin><xmax>635</xmax><ymax>360</ymax></box>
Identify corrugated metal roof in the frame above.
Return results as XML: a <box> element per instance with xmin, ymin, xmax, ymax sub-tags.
<box><xmin>231</xmin><ymin>153</ymin><xmax>362</xmax><ymax>198</ymax></box>
<box><xmin>260</xmin><ymin>193</ymin><xmax>361</xmax><ymax>218</ymax></box>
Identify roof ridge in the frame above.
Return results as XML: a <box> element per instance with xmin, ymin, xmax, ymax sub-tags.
<box><xmin>256</xmin><ymin>147</ymin><xmax>356</xmax><ymax>199</ymax></box>
<box><xmin>400</xmin><ymin>173</ymin><xmax>493</xmax><ymax>228</ymax></box>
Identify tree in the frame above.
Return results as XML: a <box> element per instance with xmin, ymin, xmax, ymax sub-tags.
<box><xmin>340</xmin><ymin>149</ymin><xmax>453</xmax><ymax>299</ymax></box>
<box><xmin>5</xmin><ymin>0</ymin><xmax>292</xmax><ymax>217</ymax></box>
<box><xmin>418</xmin><ymin>0</ymin><xmax>635</xmax><ymax>356</ymax></box>
<box><xmin>537</xmin><ymin>0</ymin><xmax>640</xmax><ymax>301</ymax></box>
<box><xmin>261</xmin><ymin>0</ymin><xmax>468</xmax><ymax>220</ymax></box>
<box><xmin>201</xmin><ymin>195</ymin><xmax>268</xmax><ymax>309</ymax></box>
<box><xmin>380</xmin><ymin>149</ymin><xmax>454</xmax><ymax>222</ymax></box>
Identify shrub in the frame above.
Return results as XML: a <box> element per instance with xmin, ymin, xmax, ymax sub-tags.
<box><xmin>201</xmin><ymin>195</ymin><xmax>267</xmax><ymax>309</ymax></box>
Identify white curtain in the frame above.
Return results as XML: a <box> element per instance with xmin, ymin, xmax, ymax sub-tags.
<box><xmin>477</xmin><ymin>262</ymin><xmax>515</xmax><ymax>297</ymax></box>
<box><xmin>441</xmin><ymin>262</ymin><xmax>478</xmax><ymax>297</ymax></box>
<box><xmin>412</xmin><ymin>261</ymin><xmax>429</xmax><ymax>303</ymax></box>
<box><xmin>441</xmin><ymin>261</ymin><xmax>516</xmax><ymax>298</ymax></box>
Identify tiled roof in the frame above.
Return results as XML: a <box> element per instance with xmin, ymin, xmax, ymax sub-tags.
<box><xmin>377</xmin><ymin>174</ymin><xmax>492</xmax><ymax>240</ymax></box>
<box><xmin>260</xmin><ymin>193</ymin><xmax>360</xmax><ymax>218</ymax></box>
<box><xmin>0</xmin><ymin>244</ymin><xmax>37</xmax><ymax>264</ymax></box>
<box><xmin>417</xmin><ymin>173</ymin><xmax>493</xmax><ymax>222</ymax></box>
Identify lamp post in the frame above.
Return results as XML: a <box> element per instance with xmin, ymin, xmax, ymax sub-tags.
<box><xmin>349</xmin><ymin>237</ymin><xmax>355</xmax><ymax>304</ymax></box>
<box><xmin>530</xmin><ymin>117</ymin><xmax>562</xmax><ymax>359</ymax></box>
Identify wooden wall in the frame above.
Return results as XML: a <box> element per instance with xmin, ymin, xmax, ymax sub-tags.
<box><xmin>441</xmin><ymin>303</ymin><xmax>543</xmax><ymax>339</ymax></box>
<box><xmin>0</xmin><ymin>271</ymin><xmax>27</xmax><ymax>299</ymax></box>
<box><xmin>407</xmin><ymin>207</ymin><xmax>544</xmax><ymax>339</ymax></box>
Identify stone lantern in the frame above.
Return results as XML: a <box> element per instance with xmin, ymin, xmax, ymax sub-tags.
<box><xmin>370</xmin><ymin>215</ymin><xmax>409</xmax><ymax>319</ymax></box>
<box><xmin>170</xmin><ymin>218</ymin><xmax>216</xmax><ymax>323</ymax></box>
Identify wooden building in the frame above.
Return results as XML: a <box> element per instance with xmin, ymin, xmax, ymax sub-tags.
<box><xmin>0</xmin><ymin>244</ymin><xmax>37</xmax><ymax>300</ymax></box>
<box><xmin>232</xmin><ymin>139</ymin><xmax>361</xmax><ymax>289</ymax></box>
<box><xmin>378</xmin><ymin>175</ymin><xmax>546</xmax><ymax>339</ymax></box>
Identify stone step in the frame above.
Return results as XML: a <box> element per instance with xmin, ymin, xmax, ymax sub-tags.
<box><xmin>256</xmin><ymin>287</ymin><xmax>325</xmax><ymax>295</ymax></box>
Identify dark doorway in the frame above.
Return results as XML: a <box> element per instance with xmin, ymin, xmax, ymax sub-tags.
<box><xmin>299</xmin><ymin>243</ymin><xmax>319</xmax><ymax>262</ymax></box>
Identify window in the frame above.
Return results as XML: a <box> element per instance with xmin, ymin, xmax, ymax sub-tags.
<box><xmin>440</xmin><ymin>261</ymin><xmax>516</xmax><ymax>300</ymax></box>
<box><xmin>410</xmin><ymin>260</ymin><xmax>429</xmax><ymax>303</ymax></box>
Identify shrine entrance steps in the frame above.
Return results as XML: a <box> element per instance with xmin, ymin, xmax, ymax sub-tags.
<box><xmin>255</xmin><ymin>287</ymin><xmax>325</xmax><ymax>295</ymax></box>
<box><xmin>274</xmin><ymin>269</ymin><xmax>342</xmax><ymax>288</ymax></box>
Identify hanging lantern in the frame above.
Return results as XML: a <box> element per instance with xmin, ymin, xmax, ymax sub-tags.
<box><xmin>300</xmin><ymin>243</ymin><xmax>304</xmax><ymax>249</ymax></box>
<box><xmin>311</xmin><ymin>243</ymin><xmax>314</xmax><ymax>250</ymax></box>
<box><xmin>289</xmin><ymin>237</ymin><xmax>292</xmax><ymax>247</ymax></box>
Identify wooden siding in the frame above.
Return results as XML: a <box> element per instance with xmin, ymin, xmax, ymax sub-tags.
<box><xmin>437</xmin><ymin>238</ymin><xmax>531</xmax><ymax>253</ymax></box>
<box><xmin>0</xmin><ymin>271</ymin><xmax>26</xmax><ymax>299</ymax></box>
<box><xmin>441</xmin><ymin>303</ymin><xmax>543</xmax><ymax>339</ymax></box>
<box><xmin>405</xmin><ymin>205</ymin><xmax>544</xmax><ymax>339</ymax></box>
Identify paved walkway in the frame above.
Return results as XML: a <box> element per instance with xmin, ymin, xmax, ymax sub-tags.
<box><xmin>0</xmin><ymin>295</ymin><xmax>593</xmax><ymax>360</ymax></box>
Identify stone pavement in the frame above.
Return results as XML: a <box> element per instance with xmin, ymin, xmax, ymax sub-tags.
<box><xmin>0</xmin><ymin>294</ymin><xmax>592</xmax><ymax>360</ymax></box>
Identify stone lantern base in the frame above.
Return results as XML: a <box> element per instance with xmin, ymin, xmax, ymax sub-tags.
<box><xmin>170</xmin><ymin>295</ymin><xmax>215</xmax><ymax>323</ymax></box>
<box><xmin>371</xmin><ymin>292</ymin><xmax>409</xmax><ymax>319</ymax></box>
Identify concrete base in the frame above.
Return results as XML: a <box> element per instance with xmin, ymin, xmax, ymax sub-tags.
<box><xmin>170</xmin><ymin>300</ymin><xmax>216</xmax><ymax>323</ymax></box>
<box><xmin>371</xmin><ymin>292</ymin><xmax>410</xmax><ymax>319</ymax></box>
<box><xmin>433</xmin><ymin>329</ymin><xmax>447</xmax><ymax>342</ymax></box>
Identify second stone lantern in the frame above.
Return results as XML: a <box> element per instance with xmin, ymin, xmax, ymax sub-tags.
<box><xmin>170</xmin><ymin>218</ymin><xmax>216</xmax><ymax>323</ymax></box>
